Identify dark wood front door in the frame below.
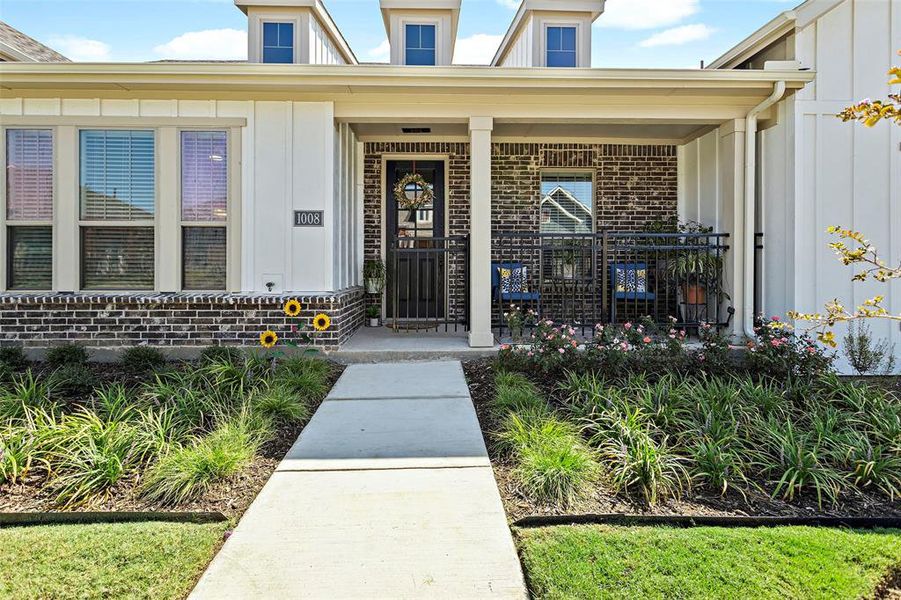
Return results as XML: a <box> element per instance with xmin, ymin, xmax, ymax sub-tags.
<box><xmin>385</xmin><ymin>160</ymin><xmax>446</xmax><ymax>321</ymax></box>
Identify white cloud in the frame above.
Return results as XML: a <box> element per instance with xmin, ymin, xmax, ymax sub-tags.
<box><xmin>367</xmin><ymin>39</ymin><xmax>391</xmax><ymax>62</ymax></box>
<box><xmin>598</xmin><ymin>0</ymin><xmax>699</xmax><ymax>30</ymax></box>
<box><xmin>153</xmin><ymin>29</ymin><xmax>246</xmax><ymax>61</ymax></box>
<box><xmin>453</xmin><ymin>33</ymin><xmax>504</xmax><ymax>65</ymax></box>
<box><xmin>495</xmin><ymin>0</ymin><xmax>520</xmax><ymax>9</ymax></box>
<box><xmin>47</xmin><ymin>35</ymin><xmax>111</xmax><ymax>61</ymax></box>
<box><xmin>638</xmin><ymin>23</ymin><xmax>715</xmax><ymax>48</ymax></box>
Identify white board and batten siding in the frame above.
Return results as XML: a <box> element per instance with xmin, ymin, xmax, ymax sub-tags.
<box><xmin>681</xmin><ymin>0</ymin><xmax>901</xmax><ymax>372</ymax></box>
<box><xmin>0</xmin><ymin>98</ymin><xmax>362</xmax><ymax>296</ymax></box>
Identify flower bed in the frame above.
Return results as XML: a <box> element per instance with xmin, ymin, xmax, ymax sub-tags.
<box><xmin>465</xmin><ymin>317</ymin><xmax>900</xmax><ymax>520</ymax></box>
<box><xmin>0</xmin><ymin>344</ymin><xmax>339</xmax><ymax>517</ymax></box>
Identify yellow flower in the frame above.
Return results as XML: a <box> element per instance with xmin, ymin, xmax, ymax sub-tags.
<box><xmin>283</xmin><ymin>298</ymin><xmax>302</xmax><ymax>317</ymax></box>
<box><xmin>312</xmin><ymin>313</ymin><xmax>331</xmax><ymax>332</ymax></box>
<box><xmin>260</xmin><ymin>330</ymin><xmax>278</xmax><ymax>348</ymax></box>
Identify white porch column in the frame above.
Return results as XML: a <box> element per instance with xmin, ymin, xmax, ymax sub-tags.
<box><xmin>468</xmin><ymin>116</ymin><xmax>494</xmax><ymax>348</ymax></box>
<box><xmin>717</xmin><ymin>119</ymin><xmax>747</xmax><ymax>337</ymax></box>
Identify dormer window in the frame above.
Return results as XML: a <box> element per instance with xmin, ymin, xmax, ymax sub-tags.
<box><xmin>405</xmin><ymin>24</ymin><xmax>436</xmax><ymax>66</ymax></box>
<box><xmin>262</xmin><ymin>22</ymin><xmax>294</xmax><ymax>64</ymax></box>
<box><xmin>546</xmin><ymin>26</ymin><xmax>576</xmax><ymax>68</ymax></box>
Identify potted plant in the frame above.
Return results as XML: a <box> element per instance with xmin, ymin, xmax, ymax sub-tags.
<box><xmin>366</xmin><ymin>304</ymin><xmax>381</xmax><ymax>327</ymax></box>
<box><xmin>363</xmin><ymin>259</ymin><xmax>386</xmax><ymax>295</ymax></box>
<box><xmin>554</xmin><ymin>240</ymin><xmax>579</xmax><ymax>279</ymax></box>
<box><xmin>666</xmin><ymin>251</ymin><xmax>724</xmax><ymax>305</ymax></box>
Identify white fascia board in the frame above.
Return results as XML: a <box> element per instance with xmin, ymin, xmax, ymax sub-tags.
<box><xmin>0</xmin><ymin>62</ymin><xmax>815</xmax><ymax>94</ymax></box>
<box><xmin>0</xmin><ymin>41</ymin><xmax>36</xmax><ymax>62</ymax></box>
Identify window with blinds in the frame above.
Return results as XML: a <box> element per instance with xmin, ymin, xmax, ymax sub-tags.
<box><xmin>80</xmin><ymin>130</ymin><xmax>155</xmax><ymax>220</ymax></box>
<box><xmin>79</xmin><ymin>129</ymin><xmax>155</xmax><ymax>290</ymax></box>
<box><xmin>181</xmin><ymin>130</ymin><xmax>227</xmax><ymax>290</ymax></box>
<box><xmin>7</xmin><ymin>129</ymin><xmax>53</xmax><ymax>220</ymax></box>
<box><xmin>6</xmin><ymin>129</ymin><xmax>53</xmax><ymax>290</ymax></box>
<box><xmin>80</xmin><ymin>227</ymin><xmax>154</xmax><ymax>290</ymax></box>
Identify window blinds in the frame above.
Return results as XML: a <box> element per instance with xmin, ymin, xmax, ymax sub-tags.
<box><xmin>6</xmin><ymin>129</ymin><xmax>53</xmax><ymax>220</ymax></box>
<box><xmin>80</xmin><ymin>130</ymin><xmax>155</xmax><ymax>221</ymax></box>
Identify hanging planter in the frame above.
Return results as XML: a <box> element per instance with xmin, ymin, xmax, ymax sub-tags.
<box><xmin>393</xmin><ymin>173</ymin><xmax>434</xmax><ymax>210</ymax></box>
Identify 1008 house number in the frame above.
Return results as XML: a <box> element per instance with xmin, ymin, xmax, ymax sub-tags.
<box><xmin>294</xmin><ymin>210</ymin><xmax>325</xmax><ymax>227</ymax></box>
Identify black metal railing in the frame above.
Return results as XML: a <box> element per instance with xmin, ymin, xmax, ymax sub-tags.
<box><xmin>386</xmin><ymin>235</ymin><xmax>469</xmax><ymax>332</ymax></box>
<box><xmin>491</xmin><ymin>231</ymin><xmax>731</xmax><ymax>338</ymax></box>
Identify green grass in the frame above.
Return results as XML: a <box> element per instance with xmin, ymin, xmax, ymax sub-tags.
<box><xmin>517</xmin><ymin>525</ymin><xmax>901</xmax><ymax>600</ymax></box>
<box><xmin>0</xmin><ymin>521</ymin><xmax>228</xmax><ymax>600</ymax></box>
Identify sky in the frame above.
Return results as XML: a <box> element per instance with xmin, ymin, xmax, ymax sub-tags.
<box><xmin>0</xmin><ymin>0</ymin><xmax>798</xmax><ymax>68</ymax></box>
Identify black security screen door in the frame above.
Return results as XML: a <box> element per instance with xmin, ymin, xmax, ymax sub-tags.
<box><xmin>386</xmin><ymin>160</ymin><xmax>446</xmax><ymax>320</ymax></box>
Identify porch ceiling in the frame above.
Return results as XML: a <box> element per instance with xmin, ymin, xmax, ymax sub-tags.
<box><xmin>352</xmin><ymin>121</ymin><xmax>712</xmax><ymax>144</ymax></box>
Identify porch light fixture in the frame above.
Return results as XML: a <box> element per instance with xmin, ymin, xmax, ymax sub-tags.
<box><xmin>401</xmin><ymin>127</ymin><xmax>431</xmax><ymax>134</ymax></box>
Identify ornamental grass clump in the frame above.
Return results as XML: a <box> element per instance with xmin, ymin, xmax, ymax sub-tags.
<box><xmin>0</xmin><ymin>370</ymin><xmax>56</xmax><ymax>421</ymax></box>
<box><xmin>491</xmin><ymin>371</ymin><xmax>546</xmax><ymax>416</ymax></box>
<box><xmin>140</xmin><ymin>410</ymin><xmax>270</xmax><ymax>505</ymax></box>
<box><xmin>48</xmin><ymin>363</ymin><xmax>96</xmax><ymax>399</ymax></box>
<box><xmin>250</xmin><ymin>383</ymin><xmax>310</xmax><ymax>424</ymax></box>
<box><xmin>274</xmin><ymin>356</ymin><xmax>331</xmax><ymax>401</ymax></box>
<box><xmin>515</xmin><ymin>434</ymin><xmax>599</xmax><ymax>507</ymax></box>
<box><xmin>597</xmin><ymin>427</ymin><xmax>689</xmax><ymax>506</ymax></box>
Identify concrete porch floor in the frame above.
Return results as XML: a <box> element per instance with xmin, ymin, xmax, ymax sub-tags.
<box><xmin>331</xmin><ymin>326</ymin><xmax>498</xmax><ymax>363</ymax></box>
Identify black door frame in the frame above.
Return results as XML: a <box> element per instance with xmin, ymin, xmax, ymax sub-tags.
<box><xmin>384</xmin><ymin>158</ymin><xmax>447</xmax><ymax>321</ymax></box>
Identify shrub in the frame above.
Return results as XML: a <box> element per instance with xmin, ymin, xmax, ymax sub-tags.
<box><xmin>746</xmin><ymin>317</ymin><xmax>834</xmax><ymax>380</ymax></box>
<box><xmin>842</xmin><ymin>321</ymin><xmax>896</xmax><ymax>375</ymax></box>
<box><xmin>45</xmin><ymin>343</ymin><xmax>89</xmax><ymax>368</ymax></box>
<box><xmin>48</xmin><ymin>364</ymin><xmax>96</xmax><ymax>398</ymax></box>
<box><xmin>199</xmin><ymin>345</ymin><xmax>243</xmax><ymax>366</ymax></box>
<box><xmin>525</xmin><ymin>320</ymin><xmax>581</xmax><ymax>371</ymax></box>
<box><xmin>120</xmin><ymin>346</ymin><xmax>167</xmax><ymax>375</ymax></box>
<box><xmin>514</xmin><ymin>435</ymin><xmax>598</xmax><ymax>507</ymax></box>
<box><xmin>0</xmin><ymin>346</ymin><xmax>28</xmax><ymax>370</ymax></box>
<box><xmin>598</xmin><ymin>430</ymin><xmax>689</xmax><ymax>506</ymax></box>
<box><xmin>140</xmin><ymin>411</ymin><xmax>270</xmax><ymax>504</ymax></box>
<box><xmin>251</xmin><ymin>384</ymin><xmax>310</xmax><ymax>423</ymax></box>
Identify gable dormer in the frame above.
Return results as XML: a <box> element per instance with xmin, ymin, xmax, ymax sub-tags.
<box><xmin>236</xmin><ymin>0</ymin><xmax>357</xmax><ymax>65</ymax></box>
<box><xmin>492</xmin><ymin>0</ymin><xmax>604</xmax><ymax>67</ymax></box>
<box><xmin>379</xmin><ymin>0</ymin><xmax>461</xmax><ymax>66</ymax></box>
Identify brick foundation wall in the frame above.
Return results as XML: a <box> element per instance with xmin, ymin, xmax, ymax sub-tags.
<box><xmin>0</xmin><ymin>288</ymin><xmax>363</xmax><ymax>349</ymax></box>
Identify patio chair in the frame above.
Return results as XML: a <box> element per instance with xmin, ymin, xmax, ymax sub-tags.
<box><xmin>610</xmin><ymin>262</ymin><xmax>656</xmax><ymax>301</ymax></box>
<box><xmin>491</xmin><ymin>262</ymin><xmax>541</xmax><ymax>303</ymax></box>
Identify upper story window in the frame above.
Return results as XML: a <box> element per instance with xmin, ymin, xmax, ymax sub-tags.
<box><xmin>405</xmin><ymin>24</ymin><xmax>436</xmax><ymax>66</ymax></box>
<box><xmin>263</xmin><ymin>22</ymin><xmax>294</xmax><ymax>64</ymax></box>
<box><xmin>546</xmin><ymin>26</ymin><xmax>577</xmax><ymax>68</ymax></box>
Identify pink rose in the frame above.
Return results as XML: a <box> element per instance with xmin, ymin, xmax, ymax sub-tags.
<box><xmin>624</xmin><ymin>322</ymin><xmax>632</xmax><ymax>330</ymax></box>
<box><xmin>558</xmin><ymin>348</ymin><xmax>565</xmax><ymax>354</ymax></box>
<box><xmin>643</xmin><ymin>336</ymin><xmax>652</xmax><ymax>344</ymax></box>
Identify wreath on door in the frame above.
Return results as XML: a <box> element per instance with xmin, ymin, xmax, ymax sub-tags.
<box><xmin>394</xmin><ymin>173</ymin><xmax>434</xmax><ymax>210</ymax></box>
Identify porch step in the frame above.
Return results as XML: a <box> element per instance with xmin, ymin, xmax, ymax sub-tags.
<box><xmin>330</xmin><ymin>327</ymin><xmax>498</xmax><ymax>364</ymax></box>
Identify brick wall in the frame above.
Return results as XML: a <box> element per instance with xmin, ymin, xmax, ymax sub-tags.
<box><xmin>0</xmin><ymin>289</ymin><xmax>363</xmax><ymax>349</ymax></box>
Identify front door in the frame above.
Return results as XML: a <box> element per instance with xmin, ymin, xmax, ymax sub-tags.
<box><xmin>385</xmin><ymin>160</ymin><xmax>446</xmax><ymax>321</ymax></box>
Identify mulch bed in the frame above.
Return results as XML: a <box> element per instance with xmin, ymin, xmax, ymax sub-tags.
<box><xmin>463</xmin><ymin>359</ymin><xmax>901</xmax><ymax>522</ymax></box>
<box><xmin>0</xmin><ymin>362</ymin><xmax>343</xmax><ymax>521</ymax></box>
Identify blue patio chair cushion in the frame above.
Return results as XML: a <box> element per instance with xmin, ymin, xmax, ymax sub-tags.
<box><xmin>611</xmin><ymin>262</ymin><xmax>656</xmax><ymax>301</ymax></box>
<box><xmin>501</xmin><ymin>291</ymin><xmax>541</xmax><ymax>302</ymax></box>
<box><xmin>491</xmin><ymin>262</ymin><xmax>540</xmax><ymax>302</ymax></box>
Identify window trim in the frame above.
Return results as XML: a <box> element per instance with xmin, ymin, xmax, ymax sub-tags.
<box><xmin>399</xmin><ymin>17</ymin><xmax>441</xmax><ymax>66</ymax></box>
<box><xmin>403</xmin><ymin>23</ymin><xmax>437</xmax><ymax>66</ymax></box>
<box><xmin>177</xmin><ymin>128</ymin><xmax>230</xmax><ymax>291</ymax></box>
<box><xmin>540</xmin><ymin>21</ymin><xmax>582</xmax><ymax>68</ymax></box>
<box><xmin>76</xmin><ymin>127</ymin><xmax>159</xmax><ymax>292</ymax></box>
<box><xmin>261</xmin><ymin>19</ymin><xmax>296</xmax><ymax>64</ymax></box>
<box><xmin>1</xmin><ymin>127</ymin><xmax>56</xmax><ymax>291</ymax></box>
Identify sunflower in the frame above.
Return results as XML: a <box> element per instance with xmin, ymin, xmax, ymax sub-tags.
<box><xmin>259</xmin><ymin>330</ymin><xmax>278</xmax><ymax>348</ymax></box>
<box><xmin>312</xmin><ymin>313</ymin><xmax>331</xmax><ymax>332</ymax></box>
<box><xmin>283</xmin><ymin>298</ymin><xmax>302</xmax><ymax>317</ymax></box>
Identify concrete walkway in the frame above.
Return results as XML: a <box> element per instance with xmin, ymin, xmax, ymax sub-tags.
<box><xmin>191</xmin><ymin>361</ymin><xmax>526</xmax><ymax>600</ymax></box>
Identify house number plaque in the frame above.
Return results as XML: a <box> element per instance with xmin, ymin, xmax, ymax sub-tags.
<box><xmin>294</xmin><ymin>210</ymin><xmax>324</xmax><ymax>227</ymax></box>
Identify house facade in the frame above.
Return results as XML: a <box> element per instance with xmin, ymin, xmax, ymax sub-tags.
<box><xmin>0</xmin><ymin>0</ymin><xmax>896</xmax><ymax>366</ymax></box>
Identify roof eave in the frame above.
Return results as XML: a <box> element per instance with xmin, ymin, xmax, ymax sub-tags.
<box><xmin>707</xmin><ymin>10</ymin><xmax>796</xmax><ymax>70</ymax></box>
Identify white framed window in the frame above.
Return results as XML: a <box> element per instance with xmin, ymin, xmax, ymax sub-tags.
<box><xmin>180</xmin><ymin>130</ymin><xmax>228</xmax><ymax>290</ymax></box>
<box><xmin>78</xmin><ymin>129</ymin><xmax>156</xmax><ymax>290</ymax></box>
<box><xmin>5</xmin><ymin>129</ymin><xmax>53</xmax><ymax>290</ymax></box>
<box><xmin>540</xmin><ymin>172</ymin><xmax>594</xmax><ymax>234</ymax></box>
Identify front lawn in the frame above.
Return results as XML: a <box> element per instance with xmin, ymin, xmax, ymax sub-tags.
<box><xmin>0</xmin><ymin>521</ymin><xmax>229</xmax><ymax>600</ymax></box>
<box><xmin>517</xmin><ymin>524</ymin><xmax>901</xmax><ymax>600</ymax></box>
